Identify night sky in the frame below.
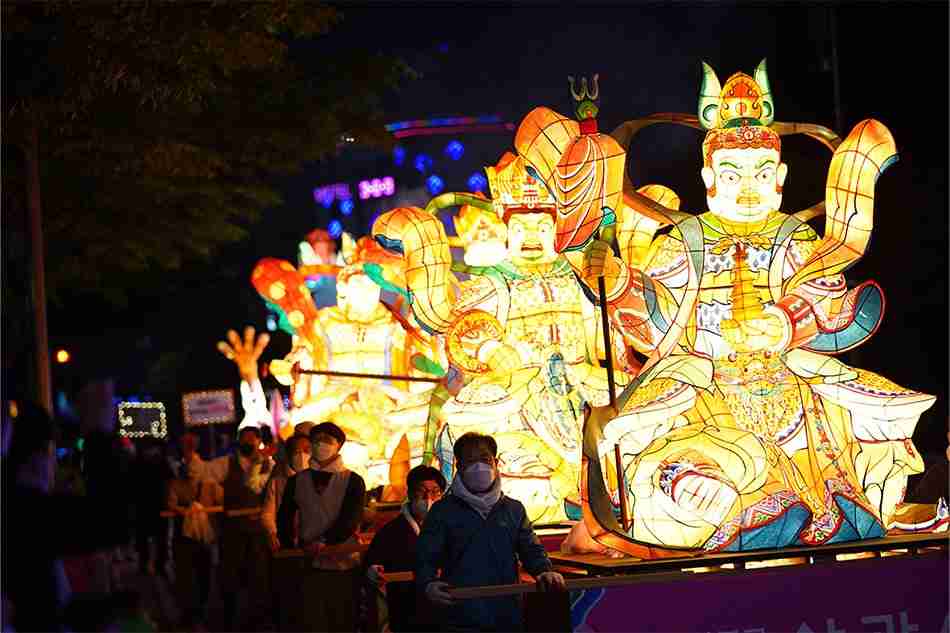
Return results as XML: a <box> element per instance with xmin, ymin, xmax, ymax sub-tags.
<box><xmin>45</xmin><ymin>5</ymin><xmax>947</xmax><ymax>456</ymax></box>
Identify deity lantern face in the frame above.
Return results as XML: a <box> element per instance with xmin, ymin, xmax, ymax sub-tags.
<box><xmin>506</xmin><ymin>211</ymin><xmax>558</xmax><ymax>266</ymax></box>
<box><xmin>337</xmin><ymin>270</ymin><xmax>381</xmax><ymax>318</ymax></box>
<box><xmin>702</xmin><ymin>144</ymin><xmax>787</xmax><ymax>224</ymax></box>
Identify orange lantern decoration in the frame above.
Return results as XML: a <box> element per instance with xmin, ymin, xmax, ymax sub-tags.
<box><xmin>250</xmin><ymin>258</ymin><xmax>319</xmax><ymax>339</ymax></box>
<box><xmin>515</xmin><ymin>75</ymin><xmax>626</xmax><ymax>252</ymax></box>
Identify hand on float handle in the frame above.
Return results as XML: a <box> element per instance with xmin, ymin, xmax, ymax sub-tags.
<box><xmin>425</xmin><ymin>581</ymin><xmax>455</xmax><ymax>606</ymax></box>
<box><xmin>536</xmin><ymin>571</ymin><xmax>567</xmax><ymax>592</ymax></box>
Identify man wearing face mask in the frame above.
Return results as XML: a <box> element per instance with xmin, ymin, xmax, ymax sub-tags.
<box><xmin>187</xmin><ymin>425</ymin><xmax>273</xmax><ymax>631</ymax></box>
<box><xmin>276</xmin><ymin>422</ymin><xmax>366</xmax><ymax>630</ymax></box>
<box><xmin>262</xmin><ymin>432</ymin><xmax>311</xmax><ymax>552</ymax></box>
<box><xmin>364</xmin><ymin>465</ymin><xmax>447</xmax><ymax>632</ymax></box>
<box><xmin>416</xmin><ymin>432</ymin><xmax>566</xmax><ymax>632</ymax></box>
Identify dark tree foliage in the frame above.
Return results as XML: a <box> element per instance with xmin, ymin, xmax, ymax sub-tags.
<box><xmin>2</xmin><ymin>1</ymin><xmax>413</xmax><ymax>303</ymax></box>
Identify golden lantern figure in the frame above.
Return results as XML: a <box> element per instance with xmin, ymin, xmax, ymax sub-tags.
<box><xmin>373</xmin><ymin>147</ymin><xmax>635</xmax><ymax>524</ymax></box>
<box><xmin>566</xmin><ymin>60</ymin><xmax>945</xmax><ymax>559</ymax></box>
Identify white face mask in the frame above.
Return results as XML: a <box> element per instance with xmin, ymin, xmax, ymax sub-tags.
<box><xmin>462</xmin><ymin>462</ymin><xmax>496</xmax><ymax>493</ymax></box>
<box><xmin>314</xmin><ymin>442</ymin><xmax>337</xmax><ymax>462</ymax></box>
<box><xmin>411</xmin><ymin>497</ymin><xmax>433</xmax><ymax>521</ymax></box>
<box><xmin>290</xmin><ymin>453</ymin><xmax>309</xmax><ymax>473</ymax></box>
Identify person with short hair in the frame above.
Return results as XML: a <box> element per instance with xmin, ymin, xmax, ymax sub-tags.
<box><xmin>275</xmin><ymin>422</ymin><xmax>366</xmax><ymax>631</ymax></box>
<box><xmin>364</xmin><ymin>464</ymin><xmax>447</xmax><ymax>632</ymax></box>
<box><xmin>416</xmin><ymin>432</ymin><xmax>565</xmax><ymax>632</ymax></box>
<box><xmin>187</xmin><ymin>424</ymin><xmax>273</xmax><ymax>631</ymax></box>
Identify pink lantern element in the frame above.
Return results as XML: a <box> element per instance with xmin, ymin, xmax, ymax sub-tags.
<box><xmin>358</xmin><ymin>176</ymin><xmax>396</xmax><ymax>200</ymax></box>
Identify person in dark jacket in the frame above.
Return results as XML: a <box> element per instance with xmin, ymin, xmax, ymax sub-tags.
<box><xmin>275</xmin><ymin>421</ymin><xmax>366</xmax><ymax>631</ymax></box>
<box><xmin>364</xmin><ymin>464</ymin><xmax>447</xmax><ymax>632</ymax></box>
<box><xmin>133</xmin><ymin>437</ymin><xmax>174</xmax><ymax>577</ymax></box>
<box><xmin>2</xmin><ymin>400</ymin><xmax>129</xmax><ymax>632</ymax></box>
<box><xmin>416</xmin><ymin>432</ymin><xmax>565</xmax><ymax>632</ymax></box>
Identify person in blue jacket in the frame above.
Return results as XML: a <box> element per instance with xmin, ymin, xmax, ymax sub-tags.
<box><xmin>415</xmin><ymin>432</ymin><xmax>566</xmax><ymax>632</ymax></box>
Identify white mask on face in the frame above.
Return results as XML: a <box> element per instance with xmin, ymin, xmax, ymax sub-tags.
<box><xmin>411</xmin><ymin>497</ymin><xmax>433</xmax><ymax>521</ymax></box>
<box><xmin>290</xmin><ymin>453</ymin><xmax>309</xmax><ymax>473</ymax></box>
<box><xmin>462</xmin><ymin>462</ymin><xmax>495</xmax><ymax>493</ymax></box>
<box><xmin>314</xmin><ymin>442</ymin><xmax>337</xmax><ymax>462</ymax></box>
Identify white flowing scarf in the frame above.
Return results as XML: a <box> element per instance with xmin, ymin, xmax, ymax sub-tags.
<box><xmin>448</xmin><ymin>472</ymin><xmax>502</xmax><ymax>519</ymax></box>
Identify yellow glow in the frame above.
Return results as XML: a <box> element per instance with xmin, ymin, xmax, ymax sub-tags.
<box><xmin>745</xmin><ymin>557</ymin><xmax>808</xmax><ymax>569</ymax></box>
<box><xmin>835</xmin><ymin>552</ymin><xmax>877</xmax><ymax>562</ymax></box>
<box><xmin>269</xmin><ymin>281</ymin><xmax>286</xmax><ymax>300</ymax></box>
<box><xmin>55</xmin><ymin>349</ymin><xmax>70</xmax><ymax>364</ymax></box>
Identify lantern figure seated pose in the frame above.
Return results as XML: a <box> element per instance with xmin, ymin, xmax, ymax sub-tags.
<box><xmin>568</xmin><ymin>61</ymin><xmax>944</xmax><ymax>556</ymax></box>
<box><xmin>373</xmin><ymin>152</ymin><xmax>633</xmax><ymax>524</ymax></box>
<box><xmin>221</xmin><ymin>234</ymin><xmax>441</xmax><ymax>489</ymax></box>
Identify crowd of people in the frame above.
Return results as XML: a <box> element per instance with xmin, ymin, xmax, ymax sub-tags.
<box><xmin>0</xmin><ymin>397</ymin><xmax>567</xmax><ymax>633</ymax></box>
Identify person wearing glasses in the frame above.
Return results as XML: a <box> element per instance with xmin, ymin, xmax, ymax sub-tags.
<box><xmin>364</xmin><ymin>465</ymin><xmax>447</xmax><ymax>631</ymax></box>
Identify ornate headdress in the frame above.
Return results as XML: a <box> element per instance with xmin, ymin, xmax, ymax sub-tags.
<box><xmin>484</xmin><ymin>152</ymin><xmax>557</xmax><ymax>223</ymax></box>
<box><xmin>699</xmin><ymin>59</ymin><xmax>780</xmax><ymax>166</ymax></box>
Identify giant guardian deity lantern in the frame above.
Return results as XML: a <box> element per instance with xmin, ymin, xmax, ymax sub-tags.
<box><xmin>219</xmin><ymin>233</ymin><xmax>442</xmax><ymax>488</ymax></box>
<box><xmin>373</xmin><ymin>144</ymin><xmax>634</xmax><ymax>523</ymax></box>
<box><xmin>551</xmin><ymin>60</ymin><xmax>945</xmax><ymax>558</ymax></box>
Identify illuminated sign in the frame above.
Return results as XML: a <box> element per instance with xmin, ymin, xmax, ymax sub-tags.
<box><xmin>313</xmin><ymin>183</ymin><xmax>352</xmax><ymax>208</ymax></box>
<box><xmin>118</xmin><ymin>401</ymin><xmax>167</xmax><ymax>438</ymax></box>
<box><xmin>359</xmin><ymin>176</ymin><xmax>396</xmax><ymax>200</ymax></box>
<box><xmin>182</xmin><ymin>390</ymin><xmax>236</xmax><ymax>426</ymax></box>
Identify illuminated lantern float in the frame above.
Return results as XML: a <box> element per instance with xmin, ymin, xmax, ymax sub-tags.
<box><xmin>539</xmin><ymin>61</ymin><xmax>947</xmax><ymax>557</ymax></box>
<box><xmin>372</xmin><ymin>85</ymin><xmax>633</xmax><ymax>524</ymax></box>
<box><xmin>236</xmin><ymin>234</ymin><xmax>443</xmax><ymax>490</ymax></box>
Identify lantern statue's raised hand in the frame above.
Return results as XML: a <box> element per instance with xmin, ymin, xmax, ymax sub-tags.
<box><xmin>564</xmin><ymin>60</ymin><xmax>944</xmax><ymax>558</ymax></box>
<box><xmin>373</xmin><ymin>151</ymin><xmax>634</xmax><ymax>523</ymax></box>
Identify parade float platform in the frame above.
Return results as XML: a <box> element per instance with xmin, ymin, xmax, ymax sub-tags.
<box><xmin>521</xmin><ymin>532</ymin><xmax>949</xmax><ymax>632</ymax></box>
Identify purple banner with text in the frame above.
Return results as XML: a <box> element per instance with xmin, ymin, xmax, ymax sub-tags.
<box><xmin>572</xmin><ymin>553</ymin><xmax>948</xmax><ymax>633</ymax></box>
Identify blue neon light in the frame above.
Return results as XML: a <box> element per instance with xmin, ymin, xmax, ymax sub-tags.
<box><xmin>414</xmin><ymin>153</ymin><xmax>433</xmax><ymax>174</ymax></box>
<box><xmin>393</xmin><ymin>146</ymin><xmax>406</xmax><ymax>166</ymax></box>
<box><xmin>467</xmin><ymin>172</ymin><xmax>488</xmax><ymax>192</ymax></box>
<box><xmin>340</xmin><ymin>199</ymin><xmax>354</xmax><ymax>216</ymax></box>
<box><xmin>445</xmin><ymin>140</ymin><xmax>464</xmax><ymax>161</ymax></box>
<box><xmin>328</xmin><ymin>219</ymin><xmax>343</xmax><ymax>239</ymax></box>
<box><xmin>426</xmin><ymin>174</ymin><xmax>445</xmax><ymax>196</ymax></box>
